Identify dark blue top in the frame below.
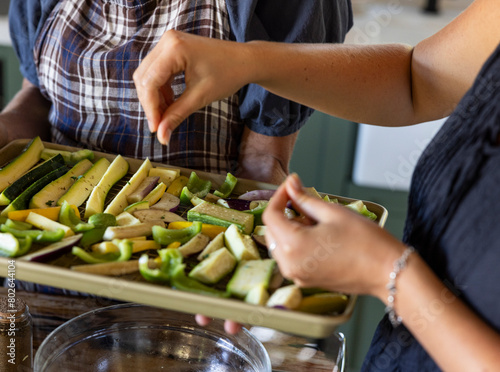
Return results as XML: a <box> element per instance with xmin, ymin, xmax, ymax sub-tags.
<box><xmin>8</xmin><ymin>0</ymin><xmax>353</xmax><ymax>136</ymax></box>
<box><xmin>363</xmin><ymin>42</ymin><xmax>500</xmax><ymax>371</ymax></box>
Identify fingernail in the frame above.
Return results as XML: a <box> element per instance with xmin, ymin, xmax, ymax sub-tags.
<box><xmin>289</xmin><ymin>173</ymin><xmax>302</xmax><ymax>190</ymax></box>
<box><xmin>164</xmin><ymin>128</ymin><xmax>172</xmax><ymax>145</ymax></box>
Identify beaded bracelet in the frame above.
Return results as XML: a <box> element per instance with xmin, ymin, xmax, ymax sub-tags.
<box><xmin>385</xmin><ymin>246</ymin><xmax>415</xmax><ymax>327</ymax></box>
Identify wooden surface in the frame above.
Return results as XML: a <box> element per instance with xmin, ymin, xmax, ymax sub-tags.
<box><xmin>0</xmin><ymin>287</ymin><xmax>342</xmax><ymax>371</ymax></box>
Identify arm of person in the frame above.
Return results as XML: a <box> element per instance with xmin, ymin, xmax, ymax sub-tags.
<box><xmin>0</xmin><ymin>78</ymin><xmax>52</xmax><ymax>148</ymax></box>
<box><xmin>234</xmin><ymin>127</ymin><xmax>297</xmax><ymax>184</ymax></box>
<box><xmin>263</xmin><ymin>174</ymin><xmax>500</xmax><ymax>372</ymax></box>
<box><xmin>134</xmin><ymin>0</ymin><xmax>500</xmax><ymax>143</ymax></box>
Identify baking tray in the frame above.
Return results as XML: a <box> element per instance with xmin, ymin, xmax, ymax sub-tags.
<box><xmin>0</xmin><ymin>139</ymin><xmax>388</xmax><ymax>339</ymax></box>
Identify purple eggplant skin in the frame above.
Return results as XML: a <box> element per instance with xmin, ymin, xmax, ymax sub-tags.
<box><xmin>238</xmin><ymin>189</ymin><xmax>275</xmax><ymax>201</ymax></box>
<box><xmin>126</xmin><ymin>176</ymin><xmax>160</xmax><ymax>204</ymax></box>
<box><xmin>218</xmin><ymin>198</ymin><xmax>252</xmax><ymax>211</ymax></box>
<box><xmin>22</xmin><ymin>234</ymin><xmax>83</xmax><ymax>262</ymax></box>
<box><xmin>150</xmin><ymin>192</ymin><xmax>180</xmax><ymax>212</ymax></box>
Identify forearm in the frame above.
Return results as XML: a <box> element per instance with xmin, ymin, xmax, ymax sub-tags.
<box><xmin>243</xmin><ymin>42</ymin><xmax>421</xmax><ymax>126</ymax></box>
<box><xmin>378</xmin><ymin>252</ymin><xmax>500</xmax><ymax>371</ymax></box>
<box><xmin>235</xmin><ymin>127</ymin><xmax>297</xmax><ymax>185</ymax></box>
<box><xmin>0</xmin><ymin>79</ymin><xmax>52</xmax><ymax>148</ymax></box>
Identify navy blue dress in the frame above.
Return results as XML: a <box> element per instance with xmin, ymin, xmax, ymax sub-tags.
<box><xmin>363</xmin><ymin>43</ymin><xmax>500</xmax><ymax>371</ymax></box>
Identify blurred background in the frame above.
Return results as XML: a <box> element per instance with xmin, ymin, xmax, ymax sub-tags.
<box><xmin>0</xmin><ymin>0</ymin><xmax>474</xmax><ymax>370</ymax></box>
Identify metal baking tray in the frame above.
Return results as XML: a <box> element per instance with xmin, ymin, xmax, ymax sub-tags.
<box><xmin>0</xmin><ymin>139</ymin><xmax>388</xmax><ymax>339</ymax></box>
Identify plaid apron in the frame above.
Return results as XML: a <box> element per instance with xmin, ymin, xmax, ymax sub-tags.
<box><xmin>34</xmin><ymin>0</ymin><xmax>242</xmax><ymax>174</ymax></box>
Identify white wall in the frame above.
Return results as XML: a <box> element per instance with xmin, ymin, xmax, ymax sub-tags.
<box><xmin>347</xmin><ymin>0</ymin><xmax>471</xmax><ymax>191</ymax></box>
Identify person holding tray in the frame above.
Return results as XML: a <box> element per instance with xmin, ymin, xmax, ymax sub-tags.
<box><xmin>133</xmin><ymin>0</ymin><xmax>500</xmax><ymax>370</ymax></box>
<box><xmin>1</xmin><ymin>0</ymin><xmax>353</xmax><ymax>184</ymax></box>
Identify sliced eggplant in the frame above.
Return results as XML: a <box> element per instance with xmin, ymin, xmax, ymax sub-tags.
<box><xmin>126</xmin><ymin>176</ymin><xmax>160</xmax><ymax>204</ymax></box>
<box><xmin>150</xmin><ymin>192</ymin><xmax>180</xmax><ymax>212</ymax></box>
<box><xmin>20</xmin><ymin>234</ymin><xmax>83</xmax><ymax>262</ymax></box>
<box><xmin>133</xmin><ymin>209</ymin><xmax>185</xmax><ymax>223</ymax></box>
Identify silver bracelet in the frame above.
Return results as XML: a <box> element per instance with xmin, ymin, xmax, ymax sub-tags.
<box><xmin>385</xmin><ymin>246</ymin><xmax>415</xmax><ymax>327</ymax></box>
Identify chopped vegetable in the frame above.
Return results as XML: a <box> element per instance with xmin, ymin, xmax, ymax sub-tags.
<box><xmin>189</xmin><ymin>247</ymin><xmax>236</xmax><ymax>284</ymax></box>
<box><xmin>71</xmin><ymin>259</ymin><xmax>141</xmax><ymax>276</ymax></box>
<box><xmin>40</xmin><ymin>148</ymin><xmax>94</xmax><ymax>165</ymax></box>
<box><xmin>0</xmin><ymin>224</ymin><xmax>65</xmax><ymax>243</ymax></box>
<box><xmin>187</xmin><ymin>201</ymin><xmax>254</xmax><ymax>234</ymax></box>
<box><xmin>168</xmin><ymin>221</ymin><xmax>226</xmax><ymax>239</ymax></box>
<box><xmin>152</xmin><ymin>221</ymin><xmax>202</xmax><ymax>246</ymax></box>
<box><xmin>0</xmin><ymin>137</ymin><xmax>44</xmax><ymax>193</ymax></box>
<box><xmin>26</xmin><ymin>212</ymin><xmax>74</xmax><ymax>238</ymax></box>
<box><xmin>178</xmin><ymin>233</ymin><xmax>210</xmax><ymax>257</ymax></box>
<box><xmin>58</xmin><ymin>201</ymin><xmax>94</xmax><ymax>233</ymax></box>
<box><xmin>126</xmin><ymin>176</ymin><xmax>159</xmax><ymax>205</ymax></box>
<box><xmin>20</xmin><ymin>234</ymin><xmax>83</xmax><ymax>262</ymax></box>
<box><xmin>58</xmin><ymin>157</ymin><xmax>110</xmax><ymax>207</ymax></box>
<box><xmin>213</xmin><ymin>172</ymin><xmax>237</xmax><ymax>198</ymax></box>
<box><xmin>29</xmin><ymin>158</ymin><xmax>93</xmax><ymax>209</ymax></box>
<box><xmin>345</xmin><ymin>200</ymin><xmax>378</xmax><ymax>221</ymax></box>
<box><xmin>0</xmin><ymin>233</ymin><xmax>32</xmax><ymax>257</ymax></box>
<box><xmin>7</xmin><ymin>205</ymin><xmax>79</xmax><ymax>222</ymax></box>
<box><xmin>227</xmin><ymin>259</ymin><xmax>276</xmax><ymax>298</ymax></box>
<box><xmin>85</xmin><ymin>155</ymin><xmax>129</xmax><ymax>218</ymax></box>
<box><xmin>104</xmin><ymin>158</ymin><xmax>152</xmax><ymax>216</ymax></box>
<box><xmin>266</xmin><ymin>285</ymin><xmax>303</xmax><ymax>310</ymax></box>
<box><xmin>179</xmin><ymin>172</ymin><xmax>211</xmax><ymax>205</ymax></box>
<box><xmin>72</xmin><ymin>239</ymin><xmax>133</xmax><ymax>264</ymax></box>
<box><xmin>103</xmin><ymin>221</ymin><xmax>163</xmax><ymax>240</ymax></box>
<box><xmin>0</xmin><ymin>154</ymin><xmax>65</xmax><ymax>206</ymax></box>
<box><xmin>165</xmin><ymin>175</ymin><xmax>189</xmax><ymax>197</ymax></box>
<box><xmin>224</xmin><ymin>224</ymin><xmax>260</xmax><ymax>261</ymax></box>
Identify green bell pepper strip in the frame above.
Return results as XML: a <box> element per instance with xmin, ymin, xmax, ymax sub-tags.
<box><xmin>78</xmin><ymin>213</ymin><xmax>117</xmax><ymax>248</ymax></box>
<box><xmin>5</xmin><ymin>218</ymin><xmax>33</xmax><ymax>231</ymax></box>
<box><xmin>72</xmin><ymin>239</ymin><xmax>133</xmax><ymax>264</ymax></box>
<box><xmin>138</xmin><ymin>254</ymin><xmax>171</xmax><ymax>283</ymax></box>
<box><xmin>152</xmin><ymin>221</ymin><xmax>202</xmax><ymax>246</ymax></box>
<box><xmin>170</xmin><ymin>263</ymin><xmax>230</xmax><ymax>298</ymax></box>
<box><xmin>163</xmin><ymin>248</ymin><xmax>229</xmax><ymax>298</ymax></box>
<box><xmin>0</xmin><ymin>224</ymin><xmax>65</xmax><ymax>243</ymax></box>
<box><xmin>244</xmin><ymin>200</ymin><xmax>268</xmax><ymax>226</ymax></box>
<box><xmin>213</xmin><ymin>172</ymin><xmax>237</xmax><ymax>198</ymax></box>
<box><xmin>59</xmin><ymin>201</ymin><xmax>94</xmax><ymax>233</ymax></box>
<box><xmin>138</xmin><ymin>248</ymin><xmax>229</xmax><ymax>298</ymax></box>
<box><xmin>180</xmin><ymin>172</ymin><xmax>212</xmax><ymax>204</ymax></box>
<box><xmin>0</xmin><ymin>234</ymin><xmax>32</xmax><ymax>257</ymax></box>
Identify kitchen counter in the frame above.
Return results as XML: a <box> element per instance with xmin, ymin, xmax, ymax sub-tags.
<box><xmin>0</xmin><ymin>287</ymin><xmax>343</xmax><ymax>371</ymax></box>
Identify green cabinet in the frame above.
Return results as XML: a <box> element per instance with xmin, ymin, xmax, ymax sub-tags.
<box><xmin>0</xmin><ymin>45</ymin><xmax>23</xmax><ymax>109</ymax></box>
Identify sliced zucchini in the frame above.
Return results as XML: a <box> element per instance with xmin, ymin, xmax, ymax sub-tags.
<box><xmin>29</xmin><ymin>159</ymin><xmax>93</xmax><ymax>209</ymax></box>
<box><xmin>40</xmin><ymin>148</ymin><xmax>94</xmax><ymax>165</ymax></box>
<box><xmin>0</xmin><ymin>153</ymin><xmax>65</xmax><ymax>206</ymax></box>
<box><xmin>189</xmin><ymin>247</ymin><xmax>236</xmax><ymax>284</ymax></box>
<box><xmin>224</xmin><ymin>223</ymin><xmax>260</xmax><ymax>261</ymax></box>
<box><xmin>85</xmin><ymin>155</ymin><xmax>129</xmax><ymax>218</ymax></box>
<box><xmin>266</xmin><ymin>285</ymin><xmax>303</xmax><ymax>310</ymax></box>
<box><xmin>187</xmin><ymin>201</ymin><xmax>254</xmax><ymax>234</ymax></box>
<box><xmin>0</xmin><ymin>137</ymin><xmax>44</xmax><ymax>193</ymax></box>
<box><xmin>104</xmin><ymin>158</ymin><xmax>152</xmax><ymax>216</ymax></box>
<box><xmin>227</xmin><ymin>259</ymin><xmax>276</xmax><ymax>298</ymax></box>
<box><xmin>1</xmin><ymin>166</ymin><xmax>69</xmax><ymax>217</ymax></box>
<box><xmin>57</xmin><ymin>157</ymin><xmax>110</xmax><ymax>207</ymax></box>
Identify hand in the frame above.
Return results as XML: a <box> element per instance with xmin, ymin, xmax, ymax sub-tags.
<box><xmin>263</xmin><ymin>174</ymin><xmax>406</xmax><ymax>299</ymax></box>
<box><xmin>133</xmin><ymin>30</ymin><xmax>252</xmax><ymax>145</ymax></box>
<box><xmin>195</xmin><ymin>315</ymin><xmax>243</xmax><ymax>335</ymax></box>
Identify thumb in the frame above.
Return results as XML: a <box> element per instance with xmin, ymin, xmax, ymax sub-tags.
<box><xmin>285</xmin><ymin>174</ymin><xmax>340</xmax><ymax>223</ymax></box>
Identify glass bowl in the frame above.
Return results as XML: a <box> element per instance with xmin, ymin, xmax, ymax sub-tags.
<box><xmin>34</xmin><ymin>303</ymin><xmax>271</xmax><ymax>372</ymax></box>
